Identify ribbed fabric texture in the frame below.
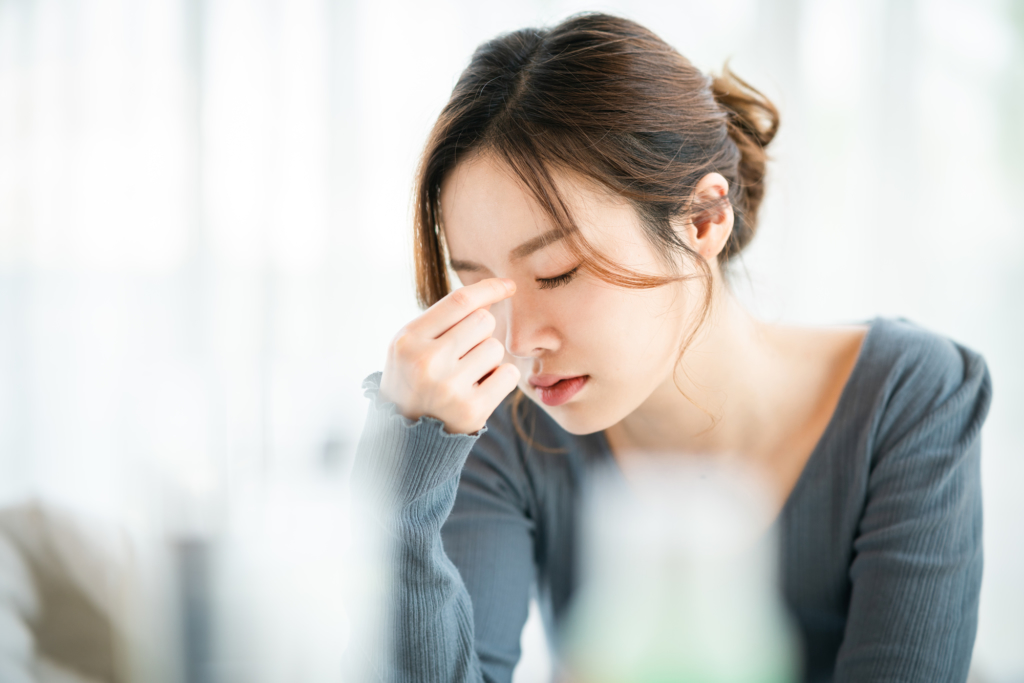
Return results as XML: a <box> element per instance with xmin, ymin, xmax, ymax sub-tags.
<box><xmin>351</xmin><ymin>318</ymin><xmax>992</xmax><ymax>683</ymax></box>
<box><xmin>352</xmin><ymin>374</ymin><xmax>485</xmax><ymax>683</ymax></box>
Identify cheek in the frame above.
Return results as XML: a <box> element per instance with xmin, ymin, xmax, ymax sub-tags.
<box><xmin>560</xmin><ymin>283</ymin><xmax>668</xmax><ymax>368</ymax></box>
<box><xmin>577</xmin><ymin>285</ymin><xmax>686</xmax><ymax>373</ymax></box>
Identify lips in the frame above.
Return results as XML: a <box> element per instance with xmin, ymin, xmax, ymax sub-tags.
<box><xmin>528</xmin><ymin>374</ymin><xmax>589</xmax><ymax>407</ymax></box>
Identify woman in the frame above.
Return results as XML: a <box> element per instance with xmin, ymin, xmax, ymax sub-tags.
<box><xmin>353</xmin><ymin>12</ymin><xmax>991</xmax><ymax>683</ymax></box>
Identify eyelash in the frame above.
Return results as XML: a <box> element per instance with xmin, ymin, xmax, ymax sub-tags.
<box><xmin>537</xmin><ymin>265</ymin><xmax>580</xmax><ymax>290</ymax></box>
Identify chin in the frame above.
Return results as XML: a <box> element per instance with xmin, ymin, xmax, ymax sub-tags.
<box><xmin>528</xmin><ymin>392</ymin><xmax>622</xmax><ymax>437</ymax></box>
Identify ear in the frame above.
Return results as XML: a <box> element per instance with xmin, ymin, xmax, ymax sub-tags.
<box><xmin>682</xmin><ymin>172</ymin><xmax>733</xmax><ymax>262</ymax></box>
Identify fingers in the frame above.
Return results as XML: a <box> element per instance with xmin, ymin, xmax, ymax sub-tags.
<box><xmin>454</xmin><ymin>336</ymin><xmax>506</xmax><ymax>386</ymax></box>
<box><xmin>382</xmin><ymin>277</ymin><xmax>519</xmax><ymax>435</ymax></box>
<box><xmin>473</xmin><ymin>361</ymin><xmax>521</xmax><ymax>411</ymax></box>
<box><xmin>413</xmin><ymin>278</ymin><xmax>515</xmax><ymax>340</ymax></box>
<box><xmin>443</xmin><ymin>307</ymin><xmax>497</xmax><ymax>360</ymax></box>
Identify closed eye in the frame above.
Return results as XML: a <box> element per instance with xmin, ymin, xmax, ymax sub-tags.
<box><xmin>537</xmin><ymin>265</ymin><xmax>580</xmax><ymax>290</ymax></box>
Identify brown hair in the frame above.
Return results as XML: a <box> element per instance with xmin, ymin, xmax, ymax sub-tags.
<box><xmin>412</xmin><ymin>12</ymin><xmax>779</xmax><ymax>446</ymax></box>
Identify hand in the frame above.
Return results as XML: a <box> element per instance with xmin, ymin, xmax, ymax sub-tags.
<box><xmin>379</xmin><ymin>278</ymin><xmax>521</xmax><ymax>435</ymax></box>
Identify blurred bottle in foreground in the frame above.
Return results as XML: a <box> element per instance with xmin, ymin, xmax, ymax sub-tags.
<box><xmin>561</xmin><ymin>458</ymin><xmax>799</xmax><ymax>683</ymax></box>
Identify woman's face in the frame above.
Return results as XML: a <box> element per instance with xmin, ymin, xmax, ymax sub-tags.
<box><xmin>440</xmin><ymin>152</ymin><xmax>699</xmax><ymax>436</ymax></box>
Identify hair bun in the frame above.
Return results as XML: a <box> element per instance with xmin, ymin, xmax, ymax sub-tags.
<box><xmin>710</xmin><ymin>64</ymin><xmax>780</xmax><ymax>256</ymax></box>
<box><xmin>711</xmin><ymin>66</ymin><xmax>779</xmax><ymax>147</ymax></box>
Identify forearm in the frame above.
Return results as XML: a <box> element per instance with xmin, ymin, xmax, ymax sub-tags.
<box><xmin>351</xmin><ymin>372</ymin><xmax>486</xmax><ymax>683</ymax></box>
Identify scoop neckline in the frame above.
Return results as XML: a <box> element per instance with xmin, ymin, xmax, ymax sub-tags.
<box><xmin>592</xmin><ymin>317</ymin><xmax>883</xmax><ymax>512</ymax></box>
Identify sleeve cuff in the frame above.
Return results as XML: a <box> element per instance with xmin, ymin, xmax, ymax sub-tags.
<box><xmin>360</xmin><ymin>371</ymin><xmax>488</xmax><ymax>438</ymax></box>
<box><xmin>353</xmin><ymin>372</ymin><xmax>485</xmax><ymax>511</ymax></box>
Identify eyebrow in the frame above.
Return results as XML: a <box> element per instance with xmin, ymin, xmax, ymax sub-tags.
<box><xmin>448</xmin><ymin>227</ymin><xmax>576</xmax><ymax>272</ymax></box>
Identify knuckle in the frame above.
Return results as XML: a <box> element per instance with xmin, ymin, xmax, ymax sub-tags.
<box><xmin>483</xmin><ymin>337</ymin><xmax>505</xmax><ymax>357</ymax></box>
<box><xmin>492</xmin><ymin>363</ymin><xmax>518</xmax><ymax>389</ymax></box>
<box><xmin>477</xmin><ymin>308</ymin><xmax>495</xmax><ymax>328</ymax></box>
<box><xmin>391</xmin><ymin>330</ymin><xmax>418</xmax><ymax>359</ymax></box>
<box><xmin>411</xmin><ymin>352</ymin><xmax>436</xmax><ymax>380</ymax></box>
<box><xmin>449</xmin><ymin>288</ymin><xmax>471</xmax><ymax>309</ymax></box>
<box><xmin>390</xmin><ymin>335</ymin><xmax>406</xmax><ymax>357</ymax></box>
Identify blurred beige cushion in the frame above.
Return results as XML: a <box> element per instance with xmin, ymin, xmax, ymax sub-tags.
<box><xmin>0</xmin><ymin>502</ymin><xmax>133</xmax><ymax>683</ymax></box>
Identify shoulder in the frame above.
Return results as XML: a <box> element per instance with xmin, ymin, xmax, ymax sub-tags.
<box><xmin>828</xmin><ymin>321</ymin><xmax>987</xmax><ymax>683</ymax></box>
<box><xmin>864</xmin><ymin>317</ymin><xmax>989</xmax><ymax>399</ymax></box>
<box><xmin>857</xmin><ymin>317</ymin><xmax>992</xmax><ymax>458</ymax></box>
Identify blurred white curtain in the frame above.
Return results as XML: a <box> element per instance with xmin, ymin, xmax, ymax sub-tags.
<box><xmin>0</xmin><ymin>0</ymin><xmax>1022</xmax><ymax>681</ymax></box>
<box><xmin>0</xmin><ymin>0</ymin><xmax>373</xmax><ymax>516</ymax></box>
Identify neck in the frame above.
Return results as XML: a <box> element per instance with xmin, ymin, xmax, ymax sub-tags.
<box><xmin>606</xmin><ymin>290</ymin><xmax>784</xmax><ymax>458</ymax></box>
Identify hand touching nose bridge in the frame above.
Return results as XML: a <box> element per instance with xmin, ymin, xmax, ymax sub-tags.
<box><xmin>504</xmin><ymin>294</ymin><xmax>525</xmax><ymax>357</ymax></box>
<box><xmin>484</xmin><ymin>295</ymin><xmax>513</xmax><ymax>356</ymax></box>
<box><xmin>378</xmin><ymin>278</ymin><xmax>522</xmax><ymax>435</ymax></box>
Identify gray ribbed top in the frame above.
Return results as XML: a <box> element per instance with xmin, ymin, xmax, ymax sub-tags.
<box><xmin>352</xmin><ymin>317</ymin><xmax>992</xmax><ymax>683</ymax></box>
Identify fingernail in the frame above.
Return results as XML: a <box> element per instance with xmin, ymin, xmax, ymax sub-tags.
<box><xmin>503</xmin><ymin>279</ymin><xmax>516</xmax><ymax>292</ymax></box>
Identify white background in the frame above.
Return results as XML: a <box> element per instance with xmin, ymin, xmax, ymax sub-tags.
<box><xmin>0</xmin><ymin>0</ymin><xmax>1021</xmax><ymax>681</ymax></box>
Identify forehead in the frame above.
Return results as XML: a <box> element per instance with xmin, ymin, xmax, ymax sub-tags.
<box><xmin>439</xmin><ymin>151</ymin><xmax>638</xmax><ymax>262</ymax></box>
<box><xmin>439</xmin><ymin>152</ymin><xmax>551</xmax><ymax>256</ymax></box>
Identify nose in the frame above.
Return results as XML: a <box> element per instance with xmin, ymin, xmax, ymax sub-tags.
<box><xmin>494</xmin><ymin>288</ymin><xmax>559</xmax><ymax>359</ymax></box>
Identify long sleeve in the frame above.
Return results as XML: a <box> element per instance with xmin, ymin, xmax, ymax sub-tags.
<box><xmin>351</xmin><ymin>372</ymin><xmax>535</xmax><ymax>683</ymax></box>
<box><xmin>441</xmin><ymin>402</ymin><xmax>537</xmax><ymax>682</ymax></box>
<box><xmin>833</xmin><ymin>333</ymin><xmax>992</xmax><ymax>682</ymax></box>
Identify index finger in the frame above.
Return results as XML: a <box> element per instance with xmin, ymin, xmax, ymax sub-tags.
<box><xmin>415</xmin><ymin>278</ymin><xmax>516</xmax><ymax>339</ymax></box>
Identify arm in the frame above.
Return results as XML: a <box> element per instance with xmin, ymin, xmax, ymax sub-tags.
<box><xmin>835</xmin><ymin>340</ymin><xmax>992</xmax><ymax>682</ymax></box>
<box><xmin>352</xmin><ymin>373</ymin><xmax>534</xmax><ymax>683</ymax></box>
<box><xmin>441</xmin><ymin>400</ymin><xmax>536</xmax><ymax>682</ymax></box>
